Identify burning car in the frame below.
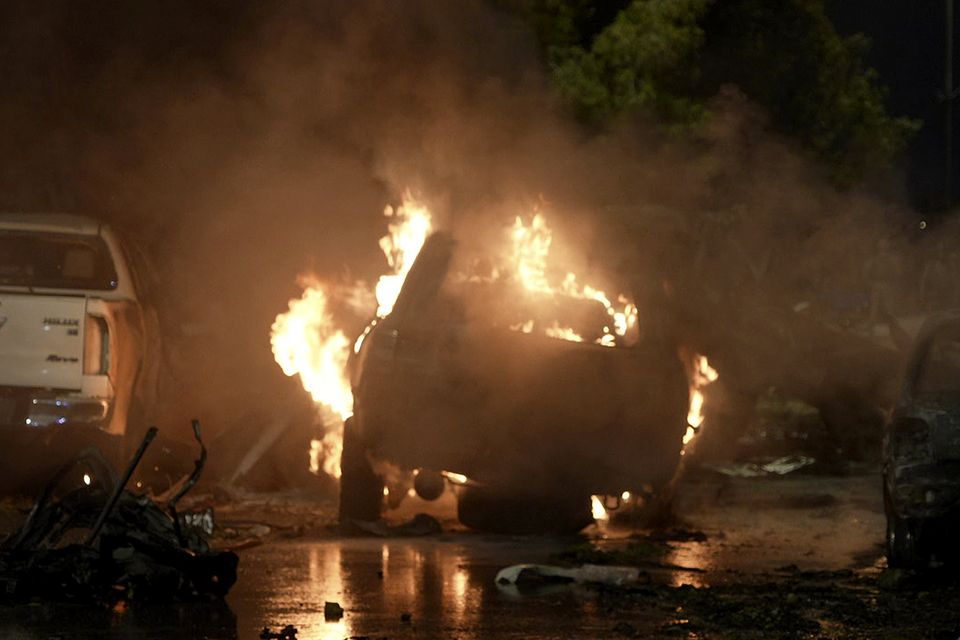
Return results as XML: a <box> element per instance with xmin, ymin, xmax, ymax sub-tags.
<box><xmin>340</xmin><ymin>229</ymin><xmax>690</xmax><ymax>532</ymax></box>
<box><xmin>883</xmin><ymin>312</ymin><xmax>960</xmax><ymax>568</ymax></box>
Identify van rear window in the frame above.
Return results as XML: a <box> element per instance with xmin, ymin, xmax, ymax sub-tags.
<box><xmin>0</xmin><ymin>231</ymin><xmax>118</xmax><ymax>290</ymax></box>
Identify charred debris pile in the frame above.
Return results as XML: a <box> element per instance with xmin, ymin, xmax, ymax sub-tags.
<box><xmin>0</xmin><ymin>421</ymin><xmax>238</xmax><ymax>603</ymax></box>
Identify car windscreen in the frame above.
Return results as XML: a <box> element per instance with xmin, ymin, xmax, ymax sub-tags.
<box><xmin>0</xmin><ymin>230</ymin><xmax>118</xmax><ymax>290</ymax></box>
<box><xmin>914</xmin><ymin>324</ymin><xmax>960</xmax><ymax>396</ymax></box>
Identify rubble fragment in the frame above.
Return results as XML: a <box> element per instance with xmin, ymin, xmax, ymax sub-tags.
<box><xmin>496</xmin><ymin>563</ymin><xmax>642</xmax><ymax>587</ymax></box>
<box><xmin>324</xmin><ymin>601</ymin><xmax>345</xmax><ymax>620</ymax></box>
<box><xmin>260</xmin><ymin>625</ymin><xmax>298</xmax><ymax>640</ymax></box>
<box><xmin>343</xmin><ymin>513</ymin><xmax>441</xmax><ymax>537</ymax></box>
<box><xmin>0</xmin><ymin>422</ymin><xmax>238</xmax><ymax>603</ymax></box>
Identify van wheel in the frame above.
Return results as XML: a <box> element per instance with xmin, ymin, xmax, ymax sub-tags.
<box><xmin>457</xmin><ymin>487</ymin><xmax>593</xmax><ymax>534</ymax></box>
<box><xmin>338</xmin><ymin>418</ymin><xmax>383</xmax><ymax>523</ymax></box>
<box><xmin>885</xmin><ymin>486</ymin><xmax>925</xmax><ymax>569</ymax></box>
<box><xmin>887</xmin><ymin>513</ymin><xmax>924</xmax><ymax>569</ymax></box>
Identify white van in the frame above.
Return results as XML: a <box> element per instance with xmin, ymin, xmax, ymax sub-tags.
<box><xmin>0</xmin><ymin>213</ymin><xmax>157</xmax><ymax>437</ymax></box>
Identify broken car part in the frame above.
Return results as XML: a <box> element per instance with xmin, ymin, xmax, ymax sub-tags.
<box><xmin>0</xmin><ymin>421</ymin><xmax>237</xmax><ymax>602</ymax></box>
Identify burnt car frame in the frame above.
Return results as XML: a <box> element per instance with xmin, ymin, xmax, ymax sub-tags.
<box><xmin>340</xmin><ymin>231</ymin><xmax>689</xmax><ymax>532</ymax></box>
<box><xmin>883</xmin><ymin>312</ymin><xmax>960</xmax><ymax>567</ymax></box>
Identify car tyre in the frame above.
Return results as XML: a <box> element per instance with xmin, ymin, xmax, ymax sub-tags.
<box><xmin>885</xmin><ymin>485</ymin><xmax>925</xmax><ymax>569</ymax></box>
<box><xmin>338</xmin><ymin>417</ymin><xmax>384</xmax><ymax>523</ymax></box>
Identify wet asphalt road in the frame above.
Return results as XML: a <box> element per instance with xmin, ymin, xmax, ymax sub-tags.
<box><xmin>2</xmin><ymin>536</ymin><xmax>628</xmax><ymax>640</ymax></box>
<box><xmin>4</xmin><ymin>472</ymin><xmax>948</xmax><ymax>640</ymax></box>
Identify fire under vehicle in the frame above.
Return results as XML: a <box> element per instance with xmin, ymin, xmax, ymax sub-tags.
<box><xmin>884</xmin><ymin>312</ymin><xmax>960</xmax><ymax>568</ymax></box>
<box><xmin>340</xmin><ymin>231</ymin><xmax>690</xmax><ymax>532</ymax></box>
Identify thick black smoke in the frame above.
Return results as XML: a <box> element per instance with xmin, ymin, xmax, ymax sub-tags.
<box><xmin>0</xmin><ymin>1</ymin><xmax>920</xmax><ymax>458</ymax></box>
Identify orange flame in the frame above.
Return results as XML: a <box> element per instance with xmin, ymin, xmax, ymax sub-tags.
<box><xmin>509</xmin><ymin>213</ymin><xmax>638</xmax><ymax>345</ymax></box>
<box><xmin>591</xmin><ymin>495</ymin><xmax>610</xmax><ymax>521</ymax></box>
<box><xmin>271</xmin><ymin>193</ymin><xmax>433</xmax><ymax>478</ymax></box>
<box><xmin>683</xmin><ymin>354</ymin><xmax>719</xmax><ymax>447</ymax></box>
<box><xmin>375</xmin><ymin>194</ymin><xmax>432</xmax><ymax>317</ymax></box>
<box><xmin>271</xmin><ymin>280</ymin><xmax>353</xmax><ymax>420</ymax></box>
<box><xmin>271</xmin><ymin>280</ymin><xmax>352</xmax><ymax>478</ymax></box>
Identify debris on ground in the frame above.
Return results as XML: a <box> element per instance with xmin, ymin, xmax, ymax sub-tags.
<box><xmin>644</xmin><ymin>528</ymin><xmax>709</xmax><ymax>543</ymax></box>
<box><xmin>705</xmin><ymin>455</ymin><xmax>817</xmax><ymax>477</ymax></box>
<box><xmin>0</xmin><ymin>421</ymin><xmax>238</xmax><ymax>603</ymax></box>
<box><xmin>324</xmin><ymin>601</ymin><xmax>344</xmax><ymax>620</ymax></box>
<box><xmin>552</xmin><ymin>541</ymin><xmax>667</xmax><ymax>566</ymax></box>
<box><xmin>496</xmin><ymin>563</ymin><xmax>643</xmax><ymax>587</ymax></box>
<box><xmin>612</xmin><ymin>621</ymin><xmax>638</xmax><ymax>637</ymax></box>
<box><xmin>260</xmin><ymin>624</ymin><xmax>298</xmax><ymax>639</ymax></box>
<box><xmin>343</xmin><ymin>513</ymin><xmax>441</xmax><ymax>537</ymax></box>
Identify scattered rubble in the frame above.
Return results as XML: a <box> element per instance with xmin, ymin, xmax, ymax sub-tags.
<box><xmin>0</xmin><ymin>422</ymin><xmax>238</xmax><ymax>603</ymax></box>
<box><xmin>342</xmin><ymin>513</ymin><xmax>441</xmax><ymax>537</ymax></box>
<box><xmin>705</xmin><ymin>455</ymin><xmax>817</xmax><ymax>478</ymax></box>
<box><xmin>496</xmin><ymin>563</ymin><xmax>643</xmax><ymax>587</ymax></box>
<box><xmin>260</xmin><ymin>624</ymin><xmax>298</xmax><ymax>639</ymax></box>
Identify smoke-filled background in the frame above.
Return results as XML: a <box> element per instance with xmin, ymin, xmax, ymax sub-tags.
<box><xmin>0</xmin><ymin>0</ymin><xmax>937</xmax><ymax>471</ymax></box>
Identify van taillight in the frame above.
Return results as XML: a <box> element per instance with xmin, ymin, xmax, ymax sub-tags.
<box><xmin>83</xmin><ymin>315</ymin><xmax>109</xmax><ymax>375</ymax></box>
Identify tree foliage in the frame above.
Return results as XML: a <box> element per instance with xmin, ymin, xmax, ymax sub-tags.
<box><xmin>501</xmin><ymin>0</ymin><xmax>919</xmax><ymax>184</ymax></box>
<box><xmin>701</xmin><ymin>0</ymin><xmax>918</xmax><ymax>185</ymax></box>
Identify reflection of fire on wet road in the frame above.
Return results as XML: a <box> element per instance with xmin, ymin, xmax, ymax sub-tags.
<box><xmin>665</xmin><ymin>540</ymin><xmax>711</xmax><ymax>589</ymax></box>
<box><xmin>0</xmin><ymin>473</ymin><xmax>926</xmax><ymax>639</ymax></box>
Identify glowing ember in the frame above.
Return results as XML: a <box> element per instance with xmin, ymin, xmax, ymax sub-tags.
<box><xmin>683</xmin><ymin>354</ymin><xmax>719</xmax><ymax>447</ymax></box>
<box><xmin>442</xmin><ymin>471</ymin><xmax>469</xmax><ymax>485</ymax></box>
<box><xmin>271</xmin><ymin>193</ymin><xmax>433</xmax><ymax>479</ymax></box>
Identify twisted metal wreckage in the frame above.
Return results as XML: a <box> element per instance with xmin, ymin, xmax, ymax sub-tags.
<box><xmin>0</xmin><ymin>421</ymin><xmax>238</xmax><ymax>602</ymax></box>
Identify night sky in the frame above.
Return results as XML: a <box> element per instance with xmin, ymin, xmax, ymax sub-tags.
<box><xmin>829</xmin><ymin>1</ymin><xmax>956</xmax><ymax>213</ymax></box>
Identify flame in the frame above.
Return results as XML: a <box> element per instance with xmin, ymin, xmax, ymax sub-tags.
<box><xmin>591</xmin><ymin>495</ymin><xmax>609</xmax><ymax>521</ymax></box>
<box><xmin>510</xmin><ymin>213</ymin><xmax>554</xmax><ymax>294</ymax></box>
<box><xmin>271</xmin><ymin>193</ymin><xmax>433</xmax><ymax>479</ymax></box>
<box><xmin>375</xmin><ymin>194</ymin><xmax>432</xmax><ymax>317</ymax></box>
<box><xmin>442</xmin><ymin>471</ymin><xmax>469</xmax><ymax>485</ymax></box>
<box><xmin>683</xmin><ymin>354</ymin><xmax>719</xmax><ymax>448</ymax></box>
<box><xmin>509</xmin><ymin>213</ymin><xmax>638</xmax><ymax>346</ymax></box>
<box><xmin>544</xmin><ymin>322</ymin><xmax>584</xmax><ymax>342</ymax></box>
<box><xmin>271</xmin><ymin>281</ymin><xmax>353</xmax><ymax>420</ymax></box>
<box><xmin>273</xmin><ymin>197</ymin><xmax>647</xmax><ymax>480</ymax></box>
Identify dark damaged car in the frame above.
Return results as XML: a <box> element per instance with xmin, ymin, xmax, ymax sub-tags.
<box><xmin>340</xmin><ymin>232</ymin><xmax>689</xmax><ymax>532</ymax></box>
<box><xmin>884</xmin><ymin>312</ymin><xmax>960</xmax><ymax>568</ymax></box>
